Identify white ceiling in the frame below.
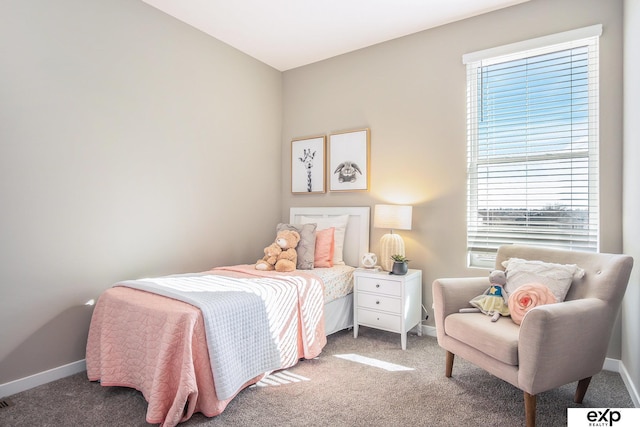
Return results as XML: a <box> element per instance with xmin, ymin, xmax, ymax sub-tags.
<box><xmin>142</xmin><ymin>0</ymin><xmax>529</xmax><ymax>71</ymax></box>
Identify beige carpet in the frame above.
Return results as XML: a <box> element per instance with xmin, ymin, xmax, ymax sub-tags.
<box><xmin>2</xmin><ymin>327</ymin><xmax>634</xmax><ymax>426</ymax></box>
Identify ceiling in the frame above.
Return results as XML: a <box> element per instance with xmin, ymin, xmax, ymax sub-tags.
<box><xmin>142</xmin><ymin>0</ymin><xmax>529</xmax><ymax>71</ymax></box>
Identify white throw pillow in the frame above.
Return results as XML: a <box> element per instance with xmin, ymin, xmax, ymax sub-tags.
<box><xmin>299</xmin><ymin>215</ymin><xmax>349</xmax><ymax>265</ymax></box>
<box><xmin>502</xmin><ymin>257</ymin><xmax>585</xmax><ymax>302</ymax></box>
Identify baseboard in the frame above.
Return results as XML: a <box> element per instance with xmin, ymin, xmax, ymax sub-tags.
<box><xmin>420</xmin><ymin>324</ymin><xmax>437</xmax><ymax>337</ymax></box>
<box><xmin>603</xmin><ymin>357</ymin><xmax>620</xmax><ymax>372</ymax></box>
<box><xmin>619</xmin><ymin>361</ymin><xmax>640</xmax><ymax>407</ymax></box>
<box><xmin>0</xmin><ymin>359</ymin><xmax>86</xmax><ymax>398</ymax></box>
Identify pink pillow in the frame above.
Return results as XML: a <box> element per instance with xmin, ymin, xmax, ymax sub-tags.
<box><xmin>314</xmin><ymin>227</ymin><xmax>335</xmax><ymax>268</ymax></box>
<box><xmin>508</xmin><ymin>283</ymin><xmax>557</xmax><ymax>325</ymax></box>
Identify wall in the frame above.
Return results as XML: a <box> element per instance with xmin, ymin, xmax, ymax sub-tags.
<box><xmin>282</xmin><ymin>0</ymin><xmax>625</xmax><ymax>353</ymax></box>
<box><xmin>622</xmin><ymin>0</ymin><xmax>640</xmax><ymax>406</ymax></box>
<box><xmin>2</xmin><ymin>0</ymin><xmax>633</xmax><ymax>400</ymax></box>
<box><xmin>0</xmin><ymin>0</ymin><xmax>282</xmax><ymax>385</ymax></box>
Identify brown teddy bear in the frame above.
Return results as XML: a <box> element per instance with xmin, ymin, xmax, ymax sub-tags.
<box><xmin>255</xmin><ymin>230</ymin><xmax>301</xmax><ymax>272</ymax></box>
<box><xmin>255</xmin><ymin>242</ymin><xmax>282</xmax><ymax>271</ymax></box>
<box><xmin>274</xmin><ymin>230</ymin><xmax>300</xmax><ymax>272</ymax></box>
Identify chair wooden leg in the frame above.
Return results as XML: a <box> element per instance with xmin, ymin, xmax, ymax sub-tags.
<box><xmin>524</xmin><ymin>391</ymin><xmax>536</xmax><ymax>427</ymax></box>
<box><xmin>575</xmin><ymin>377</ymin><xmax>592</xmax><ymax>403</ymax></box>
<box><xmin>445</xmin><ymin>351</ymin><xmax>454</xmax><ymax>377</ymax></box>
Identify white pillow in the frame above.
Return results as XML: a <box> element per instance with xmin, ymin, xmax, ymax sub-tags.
<box><xmin>299</xmin><ymin>215</ymin><xmax>349</xmax><ymax>265</ymax></box>
<box><xmin>502</xmin><ymin>257</ymin><xmax>585</xmax><ymax>302</ymax></box>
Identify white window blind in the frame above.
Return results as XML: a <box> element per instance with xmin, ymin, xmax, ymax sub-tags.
<box><xmin>465</xmin><ymin>26</ymin><xmax>601</xmax><ymax>268</ymax></box>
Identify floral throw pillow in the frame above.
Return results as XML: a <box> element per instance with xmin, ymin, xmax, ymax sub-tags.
<box><xmin>508</xmin><ymin>283</ymin><xmax>557</xmax><ymax>325</ymax></box>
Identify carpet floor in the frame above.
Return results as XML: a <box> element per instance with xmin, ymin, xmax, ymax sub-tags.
<box><xmin>1</xmin><ymin>327</ymin><xmax>634</xmax><ymax>427</ymax></box>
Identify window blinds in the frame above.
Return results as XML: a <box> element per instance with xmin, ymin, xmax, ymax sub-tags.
<box><xmin>465</xmin><ymin>26</ymin><xmax>601</xmax><ymax>268</ymax></box>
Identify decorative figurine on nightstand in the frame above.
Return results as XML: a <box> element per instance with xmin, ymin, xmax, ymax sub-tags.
<box><xmin>361</xmin><ymin>252</ymin><xmax>378</xmax><ymax>269</ymax></box>
<box><xmin>390</xmin><ymin>254</ymin><xmax>409</xmax><ymax>275</ymax></box>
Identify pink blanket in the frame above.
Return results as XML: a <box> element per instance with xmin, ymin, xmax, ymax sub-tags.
<box><xmin>86</xmin><ymin>265</ymin><xmax>326</xmax><ymax>426</ymax></box>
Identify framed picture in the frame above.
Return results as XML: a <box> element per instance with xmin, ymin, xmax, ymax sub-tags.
<box><xmin>291</xmin><ymin>135</ymin><xmax>326</xmax><ymax>194</ymax></box>
<box><xmin>329</xmin><ymin>128</ymin><xmax>370</xmax><ymax>192</ymax></box>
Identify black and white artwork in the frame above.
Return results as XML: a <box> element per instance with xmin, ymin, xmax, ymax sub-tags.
<box><xmin>329</xmin><ymin>128</ymin><xmax>370</xmax><ymax>192</ymax></box>
<box><xmin>291</xmin><ymin>135</ymin><xmax>326</xmax><ymax>194</ymax></box>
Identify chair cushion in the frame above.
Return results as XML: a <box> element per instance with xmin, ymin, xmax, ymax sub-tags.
<box><xmin>444</xmin><ymin>312</ymin><xmax>520</xmax><ymax>366</ymax></box>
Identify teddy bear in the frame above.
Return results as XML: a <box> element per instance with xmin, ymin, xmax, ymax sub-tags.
<box><xmin>461</xmin><ymin>270</ymin><xmax>510</xmax><ymax>322</ymax></box>
<box><xmin>255</xmin><ymin>230</ymin><xmax>301</xmax><ymax>273</ymax></box>
<box><xmin>273</xmin><ymin>229</ymin><xmax>300</xmax><ymax>272</ymax></box>
<box><xmin>255</xmin><ymin>242</ymin><xmax>282</xmax><ymax>271</ymax></box>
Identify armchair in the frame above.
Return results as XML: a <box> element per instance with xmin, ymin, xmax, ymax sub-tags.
<box><xmin>432</xmin><ymin>245</ymin><xmax>633</xmax><ymax>427</ymax></box>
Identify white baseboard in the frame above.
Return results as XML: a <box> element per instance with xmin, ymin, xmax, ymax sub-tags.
<box><xmin>603</xmin><ymin>357</ymin><xmax>620</xmax><ymax>372</ymax></box>
<box><xmin>619</xmin><ymin>361</ymin><xmax>640</xmax><ymax>407</ymax></box>
<box><xmin>420</xmin><ymin>324</ymin><xmax>437</xmax><ymax>337</ymax></box>
<box><xmin>0</xmin><ymin>359</ymin><xmax>86</xmax><ymax>398</ymax></box>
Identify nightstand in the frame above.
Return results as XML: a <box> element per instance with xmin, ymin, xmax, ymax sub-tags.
<box><xmin>353</xmin><ymin>269</ymin><xmax>422</xmax><ymax>350</ymax></box>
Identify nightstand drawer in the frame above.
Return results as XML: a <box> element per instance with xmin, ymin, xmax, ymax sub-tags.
<box><xmin>357</xmin><ymin>293</ymin><xmax>401</xmax><ymax>313</ymax></box>
<box><xmin>356</xmin><ymin>276</ymin><xmax>402</xmax><ymax>297</ymax></box>
<box><xmin>357</xmin><ymin>308</ymin><xmax>401</xmax><ymax>332</ymax></box>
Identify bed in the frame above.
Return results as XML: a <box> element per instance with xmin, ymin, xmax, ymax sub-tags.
<box><xmin>86</xmin><ymin>206</ymin><xmax>369</xmax><ymax>427</ymax></box>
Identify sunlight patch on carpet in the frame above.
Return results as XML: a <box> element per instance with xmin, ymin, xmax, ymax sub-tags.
<box><xmin>251</xmin><ymin>370</ymin><xmax>310</xmax><ymax>388</ymax></box>
<box><xmin>334</xmin><ymin>354</ymin><xmax>414</xmax><ymax>371</ymax></box>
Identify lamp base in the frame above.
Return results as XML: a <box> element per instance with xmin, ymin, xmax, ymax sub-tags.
<box><xmin>379</xmin><ymin>233</ymin><xmax>405</xmax><ymax>272</ymax></box>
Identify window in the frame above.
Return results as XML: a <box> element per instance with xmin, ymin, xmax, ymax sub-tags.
<box><xmin>464</xmin><ymin>25</ymin><xmax>601</xmax><ymax>268</ymax></box>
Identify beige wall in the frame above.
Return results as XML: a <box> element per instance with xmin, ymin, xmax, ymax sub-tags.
<box><xmin>623</xmin><ymin>0</ymin><xmax>640</xmax><ymax>405</ymax></box>
<box><xmin>282</xmin><ymin>0</ymin><xmax>625</xmax><ymax>352</ymax></box>
<box><xmin>0</xmin><ymin>0</ymin><xmax>282</xmax><ymax>384</ymax></box>
<box><xmin>2</xmin><ymin>0</ymin><xmax>633</xmax><ymax>399</ymax></box>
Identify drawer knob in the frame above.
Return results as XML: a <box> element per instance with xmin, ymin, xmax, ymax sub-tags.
<box><xmin>376</xmin><ymin>284</ymin><xmax>380</xmax><ymax>288</ymax></box>
<box><xmin>376</xmin><ymin>300</ymin><xmax>380</xmax><ymax>304</ymax></box>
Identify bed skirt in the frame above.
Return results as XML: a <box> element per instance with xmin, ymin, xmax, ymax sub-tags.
<box><xmin>324</xmin><ymin>293</ymin><xmax>353</xmax><ymax>335</ymax></box>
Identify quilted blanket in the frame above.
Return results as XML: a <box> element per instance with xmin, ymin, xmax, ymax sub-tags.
<box><xmin>86</xmin><ymin>265</ymin><xmax>326</xmax><ymax>427</ymax></box>
<box><xmin>118</xmin><ymin>273</ymin><xmax>286</xmax><ymax>401</ymax></box>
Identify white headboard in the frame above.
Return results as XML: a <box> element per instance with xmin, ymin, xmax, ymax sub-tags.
<box><xmin>290</xmin><ymin>206</ymin><xmax>370</xmax><ymax>268</ymax></box>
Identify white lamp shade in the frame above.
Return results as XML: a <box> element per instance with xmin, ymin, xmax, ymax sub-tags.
<box><xmin>373</xmin><ymin>204</ymin><xmax>412</xmax><ymax>231</ymax></box>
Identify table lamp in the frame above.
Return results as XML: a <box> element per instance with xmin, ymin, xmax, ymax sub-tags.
<box><xmin>373</xmin><ymin>204</ymin><xmax>413</xmax><ymax>271</ymax></box>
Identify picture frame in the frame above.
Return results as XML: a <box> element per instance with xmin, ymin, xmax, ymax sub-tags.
<box><xmin>291</xmin><ymin>135</ymin><xmax>326</xmax><ymax>194</ymax></box>
<box><xmin>329</xmin><ymin>128</ymin><xmax>370</xmax><ymax>192</ymax></box>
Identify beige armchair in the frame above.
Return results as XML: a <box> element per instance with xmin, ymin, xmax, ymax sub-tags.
<box><xmin>432</xmin><ymin>245</ymin><xmax>633</xmax><ymax>427</ymax></box>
